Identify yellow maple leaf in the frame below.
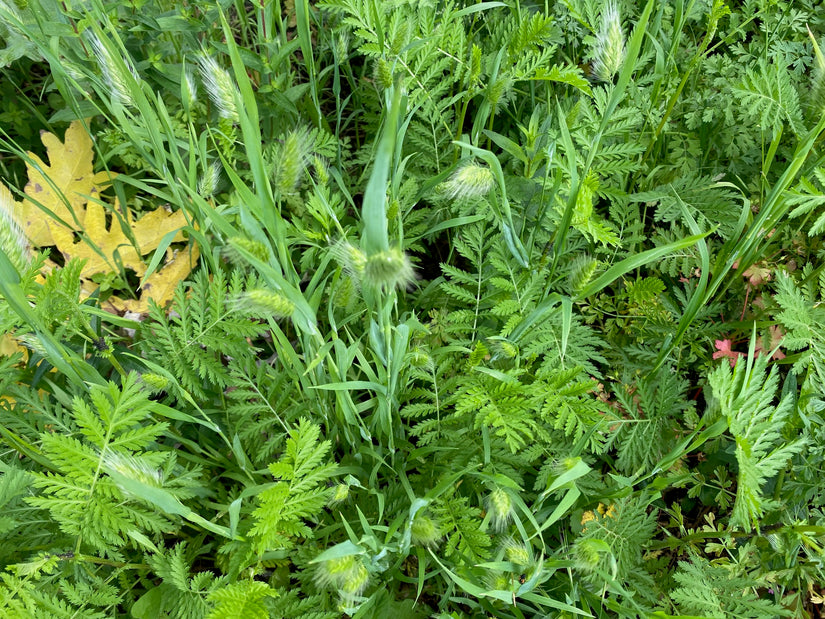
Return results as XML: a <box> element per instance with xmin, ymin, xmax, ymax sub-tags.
<box><xmin>108</xmin><ymin>246</ymin><xmax>200</xmax><ymax>314</ymax></box>
<box><xmin>51</xmin><ymin>201</ymin><xmax>188</xmax><ymax>280</ymax></box>
<box><xmin>8</xmin><ymin>119</ymin><xmax>197</xmax><ymax>314</ymax></box>
<box><xmin>19</xmin><ymin>120</ymin><xmax>114</xmax><ymax>247</ymax></box>
<box><xmin>0</xmin><ymin>333</ymin><xmax>26</xmax><ymax>358</ymax></box>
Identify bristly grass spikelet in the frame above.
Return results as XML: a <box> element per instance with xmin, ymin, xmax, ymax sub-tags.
<box><xmin>234</xmin><ymin>288</ymin><xmax>295</xmax><ymax>318</ymax></box>
<box><xmin>363</xmin><ymin>247</ymin><xmax>415</xmax><ymax>291</ymax></box>
<box><xmin>331</xmin><ymin>240</ymin><xmax>367</xmax><ymax>279</ymax></box>
<box><xmin>198</xmin><ymin>53</ymin><xmax>239</xmax><ymax>121</ymax></box>
<box><xmin>502</xmin><ymin>537</ymin><xmax>531</xmax><ymax>567</ymax></box>
<box><xmin>274</xmin><ymin>128</ymin><xmax>311</xmax><ymax>195</ymax></box>
<box><xmin>486</xmin><ymin>486</ymin><xmax>515</xmax><ymax>532</ymax></box>
<box><xmin>0</xmin><ymin>184</ymin><xmax>30</xmax><ymax>273</ymax></box>
<box><xmin>182</xmin><ymin>66</ymin><xmax>198</xmax><ymax>113</ymax></box>
<box><xmin>225</xmin><ymin>236</ymin><xmax>271</xmax><ymax>265</ymax></box>
<box><xmin>440</xmin><ymin>162</ymin><xmax>495</xmax><ymax>201</ymax></box>
<box><xmin>198</xmin><ymin>161</ymin><xmax>222</xmax><ymax>197</ymax></box>
<box><xmin>89</xmin><ymin>33</ymin><xmax>138</xmax><ymax>107</ymax></box>
<box><xmin>592</xmin><ymin>1</ymin><xmax>625</xmax><ymax>82</ymax></box>
<box><xmin>807</xmin><ymin>26</ymin><xmax>825</xmax><ymax>117</ymax></box>
<box><xmin>139</xmin><ymin>372</ymin><xmax>170</xmax><ymax>393</ymax></box>
<box><xmin>314</xmin><ymin>555</ymin><xmax>370</xmax><ymax>600</ymax></box>
<box><xmin>101</xmin><ymin>452</ymin><xmax>164</xmax><ymax>489</ymax></box>
<box><xmin>410</xmin><ymin>513</ymin><xmax>442</xmax><ymax>547</ymax></box>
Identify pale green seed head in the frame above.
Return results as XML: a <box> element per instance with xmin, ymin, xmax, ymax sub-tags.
<box><xmin>502</xmin><ymin>538</ymin><xmax>531</xmax><ymax>567</ymax></box>
<box><xmin>198</xmin><ymin>161</ymin><xmax>221</xmax><ymax>197</ymax></box>
<box><xmin>328</xmin><ymin>483</ymin><xmax>350</xmax><ymax>505</ymax></box>
<box><xmin>574</xmin><ymin>538</ymin><xmax>603</xmax><ymax>572</ymax></box>
<box><xmin>339</xmin><ymin>562</ymin><xmax>369</xmax><ymax>600</ymax></box>
<box><xmin>0</xmin><ymin>184</ymin><xmax>30</xmax><ymax>274</ymax></box>
<box><xmin>809</xmin><ymin>27</ymin><xmax>825</xmax><ymax>117</ymax></box>
<box><xmin>89</xmin><ymin>34</ymin><xmax>139</xmax><ymax>108</ymax></box>
<box><xmin>225</xmin><ymin>237</ymin><xmax>271</xmax><ymax>265</ymax></box>
<box><xmin>182</xmin><ymin>67</ymin><xmax>198</xmax><ymax>113</ymax></box>
<box><xmin>331</xmin><ymin>241</ymin><xmax>367</xmax><ymax>278</ymax></box>
<box><xmin>198</xmin><ymin>54</ymin><xmax>238</xmax><ymax>121</ymax></box>
<box><xmin>335</xmin><ymin>32</ymin><xmax>350</xmax><ymax>60</ymax></box>
<box><xmin>484</xmin><ymin>572</ymin><xmax>512</xmax><ymax>592</ymax></box>
<box><xmin>274</xmin><ymin>128</ymin><xmax>311</xmax><ymax>195</ymax></box>
<box><xmin>441</xmin><ymin>162</ymin><xmax>495</xmax><ymax>201</ymax></box>
<box><xmin>313</xmin><ymin>155</ymin><xmax>330</xmax><ymax>185</ymax></box>
<box><xmin>592</xmin><ymin>2</ymin><xmax>625</xmax><ymax>82</ymax></box>
<box><xmin>315</xmin><ymin>555</ymin><xmax>356</xmax><ymax>589</ymax></box>
<box><xmin>238</xmin><ymin>289</ymin><xmax>295</xmax><ymax>318</ymax></box>
<box><xmin>374</xmin><ymin>57</ymin><xmax>395</xmax><ymax>90</ymax></box>
<box><xmin>487</xmin><ymin>487</ymin><xmax>514</xmax><ymax>532</ymax></box>
<box><xmin>102</xmin><ymin>452</ymin><xmax>163</xmax><ymax>488</ymax></box>
<box><xmin>410</xmin><ymin>514</ymin><xmax>442</xmax><ymax>547</ymax></box>
<box><xmin>408</xmin><ymin>347</ymin><xmax>432</xmax><ymax>368</ymax></box>
<box><xmin>140</xmin><ymin>373</ymin><xmax>170</xmax><ymax>393</ymax></box>
<box><xmin>363</xmin><ymin>247</ymin><xmax>415</xmax><ymax>291</ymax></box>
<box><xmin>315</xmin><ymin>554</ymin><xmax>369</xmax><ymax>601</ymax></box>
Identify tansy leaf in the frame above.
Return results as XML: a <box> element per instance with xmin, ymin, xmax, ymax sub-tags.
<box><xmin>20</xmin><ymin>120</ymin><xmax>114</xmax><ymax>246</ymax></box>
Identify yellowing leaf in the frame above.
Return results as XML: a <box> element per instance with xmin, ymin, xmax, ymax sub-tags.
<box><xmin>109</xmin><ymin>246</ymin><xmax>200</xmax><ymax>314</ymax></box>
<box><xmin>129</xmin><ymin>207</ymin><xmax>189</xmax><ymax>254</ymax></box>
<box><xmin>50</xmin><ymin>202</ymin><xmax>188</xmax><ymax>280</ymax></box>
<box><xmin>9</xmin><ymin>120</ymin><xmax>197</xmax><ymax>314</ymax></box>
<box><xmin>0</xmin><ymin>333</ymin><xmax>25</xmax><ymax>358</ymax></box>
<box><xmin>20</xmin><ymin>120</ymin><xmax>114</xmax><ymax>246</ymax></box>
<box><xmin>51</xmin><ymin>201</ymin><xmax>140</xmax><ymax>278</ymax></box>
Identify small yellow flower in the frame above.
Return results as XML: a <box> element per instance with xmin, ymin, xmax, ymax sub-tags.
<box><xmin>605</xmin><ymin>503</ymin><xmax>617</xmax><ymax>519</ymax></box>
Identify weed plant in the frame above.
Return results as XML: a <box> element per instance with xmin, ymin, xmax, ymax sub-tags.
<box><xmin>0</xmin><ymin>0</ymin><xmax>825</xmax><ymax>617</ymax></box>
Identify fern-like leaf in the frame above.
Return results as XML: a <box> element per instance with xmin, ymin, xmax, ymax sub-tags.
<box><xmin>709</xmin><ymin>353</ymin><xmax>807</xmax><ymax>531</ymax></box>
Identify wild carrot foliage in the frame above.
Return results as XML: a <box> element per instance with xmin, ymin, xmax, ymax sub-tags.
<box><xmin>0</xmin><ymin>0</ymin><xmax>824</xmax><ymax>617</ymax></box>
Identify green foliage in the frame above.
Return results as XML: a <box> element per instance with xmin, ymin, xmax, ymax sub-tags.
<box><xmin>709</xmin><ymin>352</ymin><xmax>807</xmax><ymax>532</ymax></box>
<box><xmin>670</xmin><ymin>555</ymin><xmax>792</xmax><ymax>618</ymax></box>
<box><xmin>250</xmin><ymin>419</ymin><xmax>339</xmax><ymax>554</ymax></box>
<box><xmin>0</xmin><ymin>0</ymin><xmax>824</xmax><ymax>616</ymax></box>
<box><xmin>28</xmin><ymin>373</ymin><xmax>180</xmax><ymax>553</ymax></box>
<box><xmin>138</xmin><ymin>269</ymin><xmax>267</xmax><ymax>399</ymax></box>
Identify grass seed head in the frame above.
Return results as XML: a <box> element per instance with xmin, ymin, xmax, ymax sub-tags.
<box><xmin>315</xmin><ymin>554</ymin><xmax>370</xmax><ymax>601</ymax></box>
<box><xmin>102</xmin><ymin>452</ymin><xmax>163</xmax><ymax>489</ymax></box>
<box><xmin>140</xmin><ymin>373</ymin><xmax>170</xmax><ymax>393</ymax></box>
<box><xmin>182</xmin><ymin>66</ymin><xmax>199</xmax><ymax>114</ymax></box>
<box><xmin>328</xmin><ymin>483</ymin><xmax>350</xmax><ymax>505</ymax></box>
<box><xmin>0</xmin><ymin>184</ymin><xmax>30</xmax><ymax>273</ymax></box>
<box><xmin>198</xmin><ymin>54</ymin><xmax>239</xmax><ymax>121</ymax></box>
<box><xmin>198</xmin><ymin>161</ymin><xmax>222</xmax><ymax>197</ymax></box>
<box><xmin>363</xmin><ymin>247</ymin><xmax>415</xmax><ymax>291</ymax></box>
<box><xmin>502</xmin><ymin>537</ymin><xmax>531</xmax><ymax>567</ymax></box>
<box><xmin>332</xmin><ymin>241</ymin><xmax>367</xmax><ymax>279</ymax></box>
<box><xmin>225</xmin><ymin>237</ymin><xmax>271</xmax><ymax>265</ymax></box>
<box><xmin>441</xmin><ymin>162</ymin><xmax>495</xmax><ymax>201</ymax></box>
<box><xmin>410</xmin><ymin>513</ymin><xmax>442</xmax><ymax>547</ymax></box>
<box><xmin>592</xmin><ymin>2</ymin><xmax>625</xmax><ymax>82</ymax></box>
<box><xmin>236</xmin><ymin>289</ymin><xmax>295</xmax><ymax>318</ymax></box>
<box><xmin>487</xmin><ymin>487</ymin><xmax>515</xmax><ymax>532</ymax></box>
<box><xmin>89</xmin><ymin>34</ymin><xmax>139</xmax><ymax>107</ymax></box>
<box><xmin>274</xmin><ymin>128</ymin><xmax>311</xmax><ymax>195</ymax></box>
